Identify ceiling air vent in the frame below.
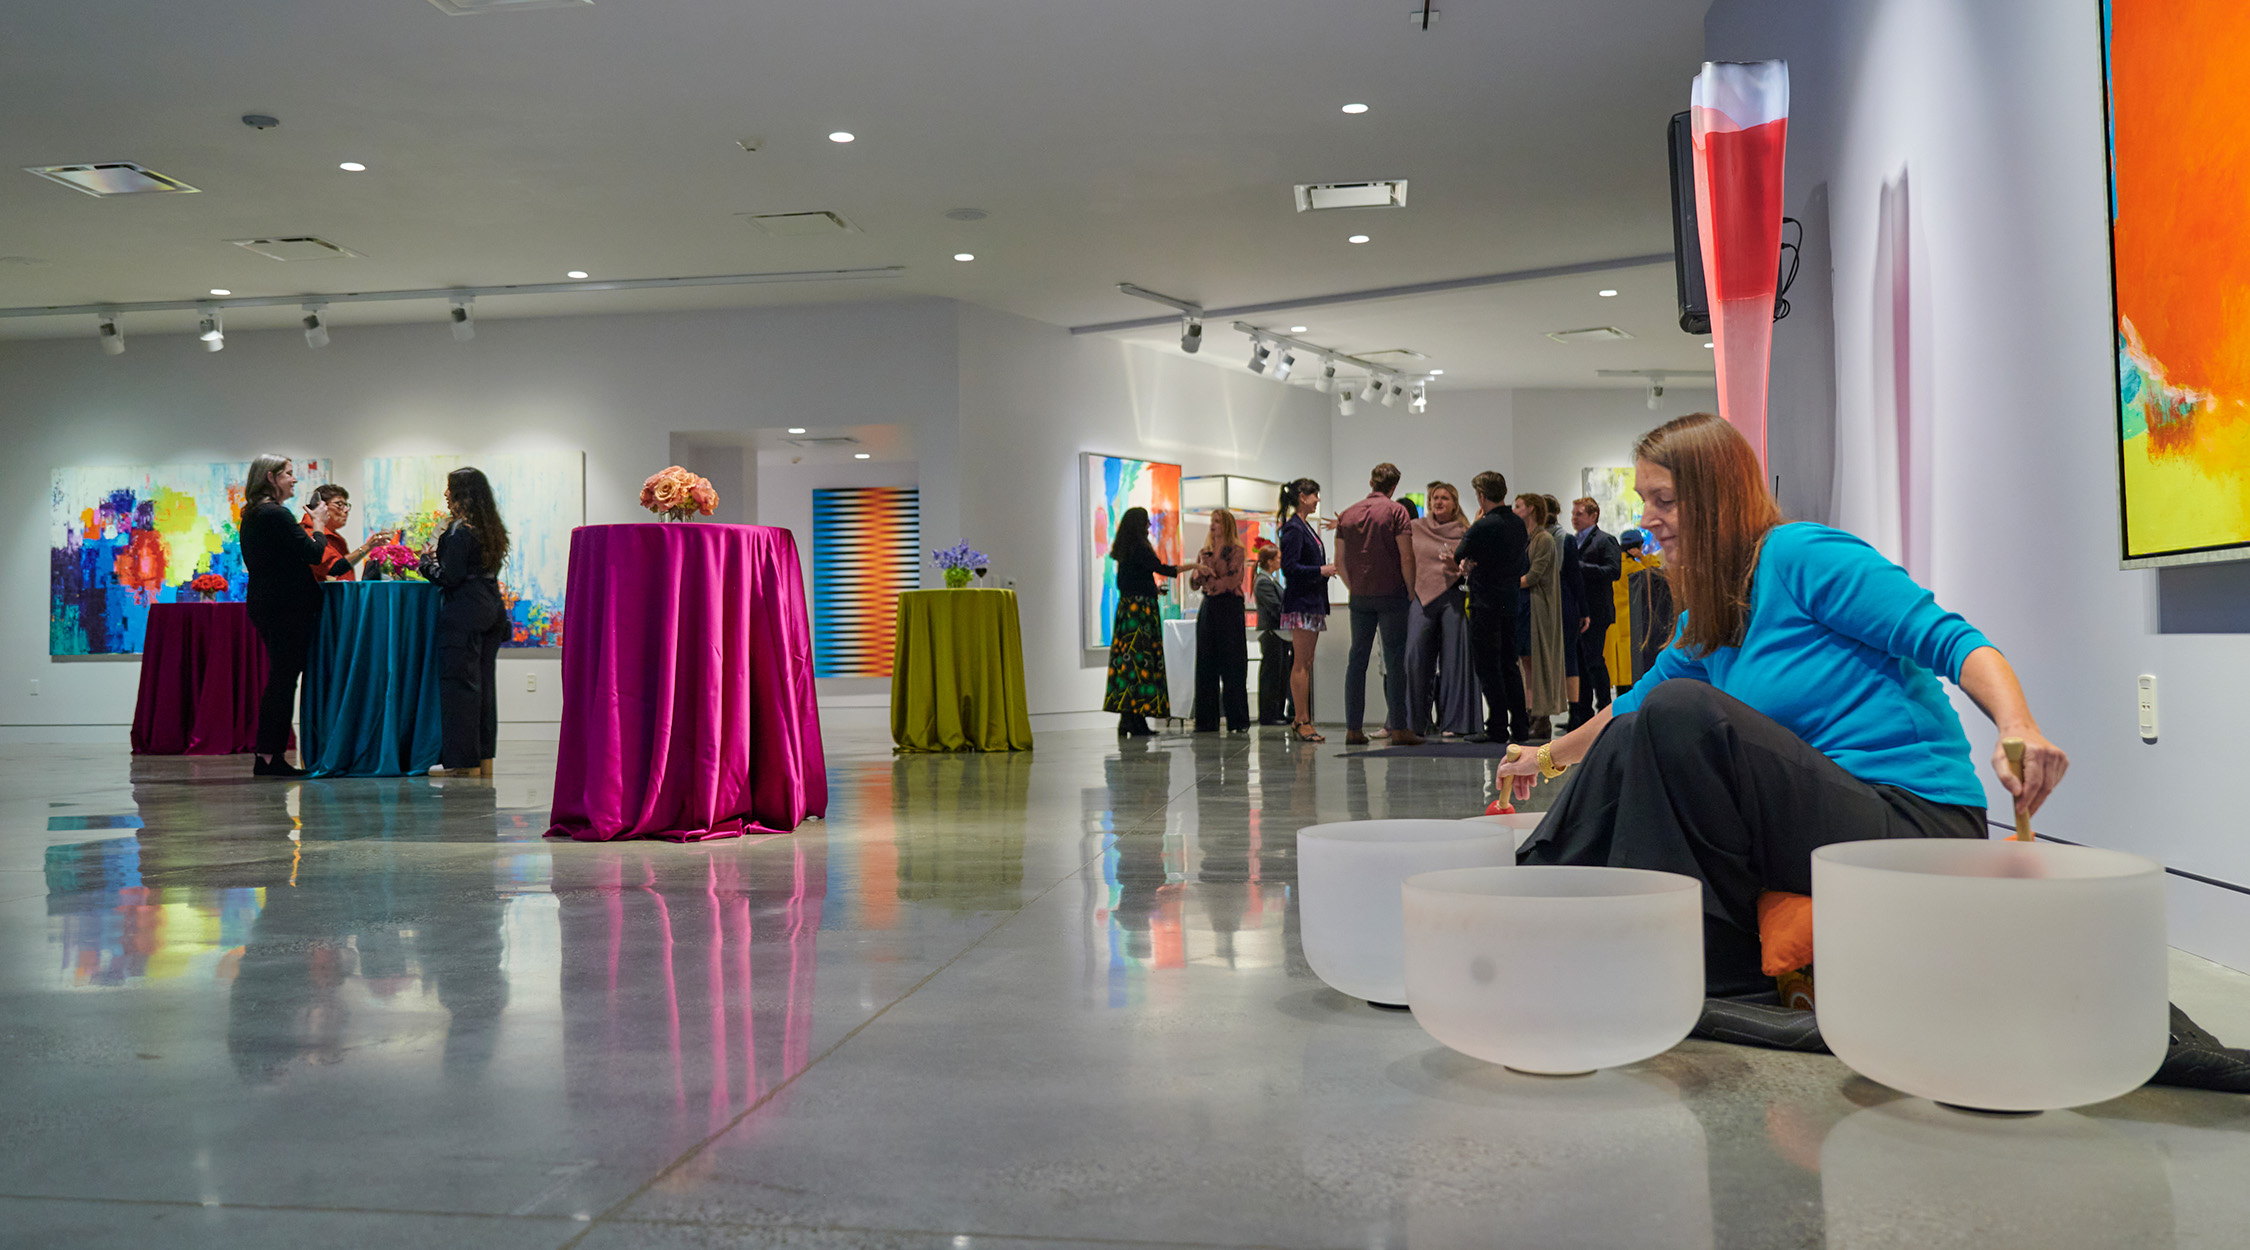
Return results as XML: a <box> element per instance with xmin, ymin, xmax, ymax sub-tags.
<box><xmin>1546</xmin><ymin>326</ymin><xmax>1635</xmax><ymax>344</ymax></box>
<box><xmin>741</xmin><ymin>211</ymin><xmax>860</xmax><ymax>237</ymax></box>
<box><xmin>24</xmin><ymin>163</ymin><xmax>199</xmax><ymax>197</ymax></box>
<box><xmin>426</xmin><ymin>0</ymin><xmax>593</xmax><ymax>15</ymax></box>
<box><xmin>787</xmin><ymin>436</ymin><xmax>862</xmax><ymax>448</ymax></box>
<box><xmin>228</xmin><ymin>237</ymin><xmax>367</xmax><ymax>261</ymax></box>
<box><xmin>1293</xmin><ymin>180</ymin><xmax>1408</xmax><ymax>212</ymax></box>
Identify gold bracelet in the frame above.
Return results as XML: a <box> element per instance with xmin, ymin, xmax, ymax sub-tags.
<box><xmin>1535</xmin><ymin>743</ymin><xmax>1569</xmax><ymax>779</ymax></box>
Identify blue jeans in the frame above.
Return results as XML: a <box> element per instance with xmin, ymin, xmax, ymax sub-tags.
<box><xmin>1345</xmin><ymin>594</ymin><xmax>1410</xmax><ymax>732</ymax></box>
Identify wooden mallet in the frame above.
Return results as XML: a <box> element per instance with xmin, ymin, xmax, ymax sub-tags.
<box><xmin>2001</xmin><ymin>737</ymin><xmax>2034</xmax><ymax>842</ymax></box>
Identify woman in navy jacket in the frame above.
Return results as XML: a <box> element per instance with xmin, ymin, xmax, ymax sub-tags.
<box><xmin>1276</xmin><ymin>478</ymin><xmax>1338</xmax><ymax>742</ymax></box>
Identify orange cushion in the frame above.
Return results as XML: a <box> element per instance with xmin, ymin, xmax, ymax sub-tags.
<box><xmin>1756</xmin><ymin>890</ymin><xmax>1814</xmax><ymax>977</ymax></box>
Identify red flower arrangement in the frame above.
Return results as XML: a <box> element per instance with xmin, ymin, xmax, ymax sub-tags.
<box><xmin>365</xmin><ymin>544</ymin><xmax>419</xmax><ymax>579</ymax></box>
<box><xmin>189</xmin><ymin>572</ymin><xmax>229</xmax><ymax>601</ymax></box>
<box><xmin>641</xmin><ymin>465</ymin><xmax>719</xmax><ymax>522</ymax></box>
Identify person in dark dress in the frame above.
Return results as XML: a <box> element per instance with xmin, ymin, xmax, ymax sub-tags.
<box><xmin>1102</xmin><ymin>506</ymin><xmax>1177</xmax><ymax>737</ymax></box>
<box><xmin>1275</xmin><ymin>478</ymin><xmax>1337</xmax><ymax>742</ymax></box>
<box><xmin>1502</xmin><ymin>413</ymin><xmax>2069</xmax><ymax>996</ymax></box>
<box><xmin>1252</xmin><ymin>542</ymin><xmax>1292</xmax><ymax>726</ymax></box>
<box><xmin>1568</xmin><ymin>496</ymin><xmax>1623</xmax><ymax>722</ymax></box>
<box><xmin>1188</xmin><ymin>507</ymin><xmax>1250</xmax><ymax>733</ymax></box>
<box><xmin>423</xmin><ymin>467</ymin><xmax>512</xmax><ymax>777</ymax></box>
<box><xmin>239</xmin><ymin>455</ymin><xmax>336</xmax><ymax>777</ymax></box>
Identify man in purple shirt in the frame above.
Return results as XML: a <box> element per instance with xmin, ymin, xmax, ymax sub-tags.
<box><xmin>1334</xmin><ymin>463</ymin><xmax>1425</xmax><ymax>745</ymax></box>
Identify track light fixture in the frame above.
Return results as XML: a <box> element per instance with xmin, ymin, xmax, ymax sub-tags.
<box><xmin>1247</xmin><ymin>337</ymin><xmax>1272</xmax><ymax>374</ymax></box>
<box><xmin>1409</xmin><ymin>382</ymin><xmax>1428</xmax><ymax>414</ymax></box>
<box><xmin>1359</xmin><ymin>374</ymin><xmax>1385</xmax><ymax>404</ymax></box>
<box><xmin>1270</xmin><ymin>344</ymin><xmax>1297</xmax><ymax>382</ymax></box>
<box><xmin>1180</xmin><ymin>315</ymin><xmax>1203</xmax><ymax>354</ymax></box>
<box><xmin>1337</xmin><ymin>389</ymin><xmax>1358</xmax><ymax>417</ymax></box>
<box><xmin>197</xmin><ymin>306</ymin><xmax>224</xmax><ymax>352</ymax></box>
<box><xmin>301</xmin><ymin>303</ymin><xmax>330</xmax><ymax>349</ymax></box>
<box><xmin>1380</xmin><ymin>375</ymin><xmax>1403</xmax><ymax>407</ymax></box>
<box><xmin>449</xmin><ymin>297</ymin><xmax>474</xmax><ymax>342</ymax></box>
<box><xmin>97</xmin><ymin>314</ymin><xmax>124</xmax><ymax>356</ymax></box>
<box><xmin>1314</xmin><ymin>358</ymin><xmax>1337</xmax><ymax>394</ymax></box>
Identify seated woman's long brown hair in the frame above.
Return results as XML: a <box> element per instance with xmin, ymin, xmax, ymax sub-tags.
<box><xmin>1632</xmin><ymin>412</ymin><xmax>1784</xmax><ymax>657</ymax></box>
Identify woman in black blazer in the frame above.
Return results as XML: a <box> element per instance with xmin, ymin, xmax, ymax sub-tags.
<box><xmin>239</xmin><ymin>455</ymin><xmax>335</xmax><ymax>777</ymax></box>
<box><xmin>424</xmin><ymin>467</ymin><xmax>513</xmax><ymax>778</ymax></box>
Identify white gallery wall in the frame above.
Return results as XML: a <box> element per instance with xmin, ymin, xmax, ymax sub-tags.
<box><xmin>0</xmin><ymin>298</ymin><xmax>960</xmax><ymax>736</ymax></box>
<box><xmin>1706</xmin><ymin>0</ymin><xmax>2250</xmax><ymax>968</ymax></box>
<box><xmin>1510</xmin><ymin>387</ymin><xmax>1722</xmax><ymax>516</ymax></box>
<box><xmin>956</xmin><ymin>305</ymin><xmax>1336</xmax><ymax>715</ymax></box>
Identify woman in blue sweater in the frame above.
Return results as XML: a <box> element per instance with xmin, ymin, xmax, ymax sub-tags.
<box><xmin>1502</xmin><ymin>413</ymin><xmax>2068</xmax><ymax>995</ymax></box>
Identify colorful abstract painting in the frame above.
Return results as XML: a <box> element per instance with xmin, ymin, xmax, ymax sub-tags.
<box><xmin>2106</xmin><ymin>1</ymin><xmax>2250</xmax><ymax>564</ymax></box>
<box><xmin>811</xmin><ymin>486</ymin><xmax>921</xmax><ymax>677</ymax></box>
<box><xmin>1582</xmin><ymin>466</ymin><xmax>1644</xmax><ymax>535</ymax></box>
<box><xmin>51</xmin><ymin>459</ymin><xmax>333</xmax><ymax>655</ymax></box>
<box><xmin>358</xmin><ymin>452</ymin><xmax>582</xmax><ymax>647</ymax></box>
<box><xmin>1082</xmin><ymin>453</ymin><xmax>1182</xmax><ymax>649</ymax></box>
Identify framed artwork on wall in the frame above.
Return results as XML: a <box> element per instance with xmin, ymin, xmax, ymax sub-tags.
<box><xmin>51</xmin><ymin>458</ymin><xmax>334</xmax><ymax>655</ymax></box>
<box><xmin>1582</xmin><ymin>467</ymin><xmax>1643</xmax><ymax>534</ymax></box>
<box><xmin>811</xmin><ymin>485</ymin><xmax>921</xmax><ymax>677</ymax></box>
<box><xmin>1081</xmin><ymin>452</ymin><xmax>1182</xmax><ymax>649</ymax></box>
<box><xmin>2104</xmin><ymin>2</ymin><xmax>2250</xmax><ymax>567</ymax></box>
<box><xmin>359</xmin><ymin>451</ymin><xmax>583</xmax><ymax>646</ymax></box>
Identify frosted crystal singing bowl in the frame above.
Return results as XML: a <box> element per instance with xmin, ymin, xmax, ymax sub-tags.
<box><xmin>1402</xmin><ymin>866</ymin><xmax>1704</xmax><ymax>1074</ymax></box>
<box><xmin>1297</xmin><ymin>820</ymin><xmax>1518</xmax><ymax>1006</ymax></box>
<box><xmin>1457</xmin><ymin>812</ymin><xmax>1546</xmax><ymax>851</ymax></box>
<box><xmin>1812</xmin><ymin>839</ymin><xmax>2168</xmax><ymax>1111</ymax></box>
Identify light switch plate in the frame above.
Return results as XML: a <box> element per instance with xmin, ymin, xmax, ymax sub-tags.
<box><xmin>525</xmin><ymin>672</ymin><xmax>538</xmax><ymax>693</ymax></box>
<box><xmin>2137</xmin><ymin>674</ymin><xmax>2157</xmax><ymax>741</ymax></box>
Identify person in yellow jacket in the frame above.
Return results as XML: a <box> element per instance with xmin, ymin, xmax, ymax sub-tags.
<box><xmin>1611</xmin><ymin>528</ymin><xmax>1669</xmax><ymax>688</ymax></box>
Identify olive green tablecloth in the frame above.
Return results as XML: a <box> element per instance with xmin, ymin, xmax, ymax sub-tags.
<box><xmin>891</xmin><ymin>588</ymin><xmax>1034</xmax><ymax>752</ymax></box>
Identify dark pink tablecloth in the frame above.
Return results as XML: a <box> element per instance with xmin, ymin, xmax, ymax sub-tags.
<box><xmin>545</xmin><ymin>524</ymin><xmax>828</xmax><ymax>842</ymax></box>
<box><xmin>130</xmin><ymin>603</ymin><xmax>270</xmax><ymax>755</ymax></box>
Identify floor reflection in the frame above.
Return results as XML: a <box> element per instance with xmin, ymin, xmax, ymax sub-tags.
<box><xmin>554</xmin><ymin>839</ymin><xmax>826</xmax><ymax>1131</ymax></box>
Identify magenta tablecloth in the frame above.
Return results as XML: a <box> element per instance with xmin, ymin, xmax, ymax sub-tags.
<box><xmin>130</xmin><ymin>603</ymin><xmax>270</xmax><ymax>755</ymax></box>
<box><xmin>545</xmin><ymin>524</ymin><xmax>828</xmax><ymax>842</ymax></box>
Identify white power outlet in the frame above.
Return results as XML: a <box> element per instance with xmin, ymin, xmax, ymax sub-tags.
<box><xmin>525</xmin><ymin>671</ymin><xmax>538</xmax><ymax>693</ymax></box>
<box><xmin>2137</xmin><ymin>674</ymin><xmax>2158</xmax><ymax>741</ymax></box>
<box><xmin>27</xmin><ymin>679</ymin><xmax>37</xmax><ymax>696</ymax></box>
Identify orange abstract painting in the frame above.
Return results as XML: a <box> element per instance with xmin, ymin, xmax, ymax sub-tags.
<box><xmin>2108</xmin><ymin>0</ymin><xmax>2250</xmax><ymax>562</ymax></box>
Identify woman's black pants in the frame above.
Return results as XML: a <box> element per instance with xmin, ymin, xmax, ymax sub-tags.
<box><xmin>438</xmin><ymin>583</ymin><xmax>509</xmax><ymax>769</ymax></box>
<box><xmin>1257</xmin><ymin>631</ymin><xmax>1293</xmax><ymax>723</ymax></box>
<box><xmin>249</xmin><ymin>602</ymin><xmax>318</xmax><ymax>759</ymax></box>
<box><xmin>1519</xmin><ymin>680</ymin><xmax>1986</xmax><ymax>996</ymax></box>
<box><xmin>1194</xmin><ymin>594</ymin><xmax>1251</xmax><ymax>732</ymax></box>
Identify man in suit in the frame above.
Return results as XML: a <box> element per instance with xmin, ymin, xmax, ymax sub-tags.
<box><xmin>1568</xmin><ymin>496</ymin><xmax>1623</xmax><ymax>726</ymax></box>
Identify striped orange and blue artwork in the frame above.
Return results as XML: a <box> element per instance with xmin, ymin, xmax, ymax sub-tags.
<box><xmin>1081</xmin><ymin>453</ymin><xmax>1183</xmax><ymax>649</ymax></box>
<box><xmin>2108</xmin><ymin>0</ymin><xmax>2250</xmax><ymax>563</ymax></box>
<box><xmin>812</xmin><ymin>487</ymin><xmax>920</xmax><ymax>677</ymax></box>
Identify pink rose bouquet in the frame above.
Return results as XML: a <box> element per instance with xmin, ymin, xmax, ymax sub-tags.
<box><xmin>641</xmin><ymin>466</ymin><xmax>719</xmax><ymax>521</ymax></box>
<box><xmin>366</xmin><ymin>543</ymin><xmax>419</xmax><ymax>580</ymax></box>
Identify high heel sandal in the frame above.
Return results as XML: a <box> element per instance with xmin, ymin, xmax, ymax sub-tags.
<box><xmin>1293</xmin><ymin>721</ymin><xmax>1325</xmax><ymax>743</ymax></box>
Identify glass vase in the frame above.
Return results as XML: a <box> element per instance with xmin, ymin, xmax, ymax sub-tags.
<box><xmin>944</xmin><ymin>567</ymin><xmax>971</xmax><ymax>589</ymax></box>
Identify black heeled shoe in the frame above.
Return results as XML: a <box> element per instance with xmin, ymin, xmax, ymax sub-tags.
<box><xmin>252</xmin><ymin>756</ymin><xmax>307</xmax><ymax>778</ymax></box>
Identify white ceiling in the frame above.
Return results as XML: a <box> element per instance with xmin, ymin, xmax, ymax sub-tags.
<box><xmin>0</xmin><ymin>0</ymin><xmax>1716</xmax><ymax>387</ymax></box>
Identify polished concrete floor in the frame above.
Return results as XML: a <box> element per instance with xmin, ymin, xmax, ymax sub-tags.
<box><xmin>3</xmin><ymin>713</ymin><xmax>2248</xmax><ymax>1249</ymax></box>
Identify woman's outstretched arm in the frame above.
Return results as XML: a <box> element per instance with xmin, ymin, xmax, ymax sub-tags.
<box><xmin>1957</xmin><ymin>646</ymin><xmax>2068</xmax><ymax>818</ymax></box>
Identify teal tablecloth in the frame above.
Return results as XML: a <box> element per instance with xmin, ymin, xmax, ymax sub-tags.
<box><xmin>302</xmin><ymin>581</ymin><xmax>444</xmax><ymax>777</ymax></box>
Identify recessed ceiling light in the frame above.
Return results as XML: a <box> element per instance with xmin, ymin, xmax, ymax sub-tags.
<box><xmin>1598</xmin><ymin>289</ymin><xmax>1618</xmax><ymax>297</ymax></box>
<box><xmin>1289</xmin><ymin>326</ymin><xmax>1308</xmax><ymax>333</ymax></box>
<box><xmin>828</xmin><ymin>131</ymin><xmax>856</xmax><ymax>143</ymax></box>
<box><xmin>1348</xmin><ymin>234</ymin><xmax>1371</xmax><ymax>244</ymax></box>
<box><xmin>339</xmin><ymin>162</ymin><xmax>366</xmax><ymax>172</ymax></box>
<box><xmin>1704</xmin><ymin>341</ymin><xmax>1715</xmax><ymax>349</ymax></box>
<box><xmin>566</xmin><ymin>270</ymin><xmax>589</xmax><ymax>279</ymax></box>
<box><xmin>208</xmin><ymin>288</ymin><xmax>231</xmax><ymax>296</ymax></box>
<box><xmin>1430</xmin><ymin>369</ymin><xmax>1445</xmax><ymax>375</ymax></box>
<box><xmin>1341</xmin><ymin>103</ymin><xmax>1370</xmax><ymax>114</ymax></box>
<box><xmin>953</xmin><ymin>253</ymin><xmax>975</xmax><ymax>262</ymax></box>
<box><xmin>786</xmin><ymin>427</ymin><xmax>807</xmax><ymax>434</ymax></box>
<box><xmin>853</xmin><ymin>452</ymin><xmax>871</xmax><ymax>459</ymax></box>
